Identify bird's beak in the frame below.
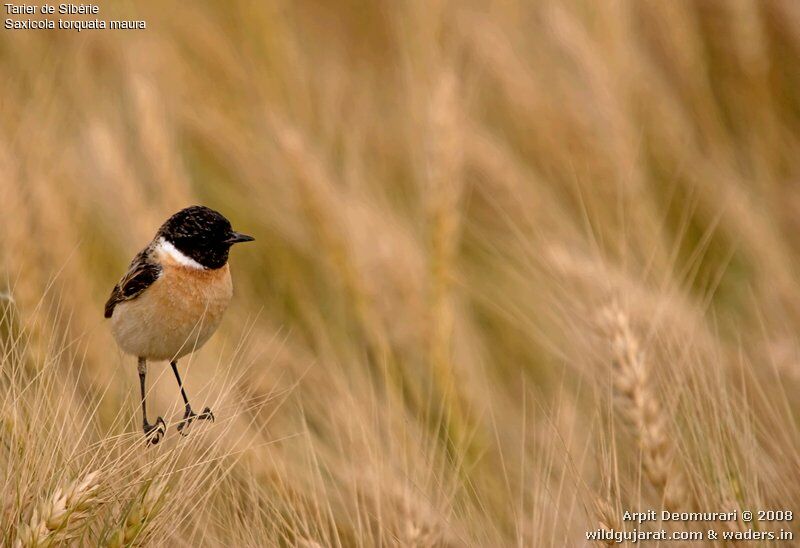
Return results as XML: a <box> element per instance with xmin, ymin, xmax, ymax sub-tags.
<box><xmin>225</xmin><ymin>231</ymin><xmax>255</xmax><ymax>244</ymax></box>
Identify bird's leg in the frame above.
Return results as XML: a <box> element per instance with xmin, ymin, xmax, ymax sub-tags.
<box><xmin>171</xmin><ymin>360</ymin><xmax>214</xmax><ymax>436</ymax></box>
<box><xmin>138</xmin><ymin>357</ymin><xmax>165</xmax><ymax>445</ymax></box>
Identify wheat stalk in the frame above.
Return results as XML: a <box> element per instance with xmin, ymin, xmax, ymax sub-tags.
<box><xmin>601</xmin><ymin>304</ymin><xmax>689</xmax><ymax>511</ymax></box>
<box><xmin>422</xmin><ymin>69</ymin><xmax>476</xmax><ymax>455</ymax></box>
<box><xmin>426</xmin><ymin>69</ymin><xmax>463</xmax><ymax>393</ymax></box>
<box><xmin>15</xmin><ymin>471</ymin><xmax>101</xmax><ymax>548</ymax></box>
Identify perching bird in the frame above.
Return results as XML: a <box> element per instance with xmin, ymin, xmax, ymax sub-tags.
<box><xmin>104</xmin><ymin>206</ymin><xmax>254</xmax><ymax>445</ymax></box>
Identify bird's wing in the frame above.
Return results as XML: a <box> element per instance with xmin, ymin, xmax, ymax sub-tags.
<box><xmin>104</xmin><ymin>247</ymin><xmax>162</xmax><ymax>318</ymax></box>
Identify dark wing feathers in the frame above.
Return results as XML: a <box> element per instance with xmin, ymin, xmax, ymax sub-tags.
<box><xmin>104</xmin><ymin>248</ymin><xmax>162</xmax><ymax>318</ymax></box>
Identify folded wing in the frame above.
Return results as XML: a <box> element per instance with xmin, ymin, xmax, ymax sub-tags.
<box><xmin>104</xmin><ymin>248</ymin><xmax>162</xmax><ymax>318</ymax></box>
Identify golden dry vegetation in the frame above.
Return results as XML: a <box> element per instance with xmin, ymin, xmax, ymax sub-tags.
<box><xmin>2</xmin><ymin>0</ymin><xmax>800</xmax><ymax>546</ymax></box>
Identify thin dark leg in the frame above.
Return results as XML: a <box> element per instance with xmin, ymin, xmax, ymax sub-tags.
<box><xmin>170</xmin><ymin>360</ymin><xmax>191</xmax><ymax>410</ymax></box>
<box><xmin>171</xmin><ymin>360</ymin><xmax>214</xmax><ymax>436</ymax></box>
<box><xmin>138</xmin><ymin>357</ymin><xmax>165</xmax><ymax>445</ymax></box>
<box><xmin>139</xmin><ymin>358</ymin><xmax>149</xmax><ymax>427</ymax></box>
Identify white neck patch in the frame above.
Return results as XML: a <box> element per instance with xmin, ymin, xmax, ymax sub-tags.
<box><xmin>157</xmin><ymin>237</ymin><xmax>205</xmax><ymax>270</ymax></box>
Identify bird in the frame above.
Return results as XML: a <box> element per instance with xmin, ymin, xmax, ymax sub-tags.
<box><xmin>104</xmin><ymin>205</ymin><xmax>254</xmax><ymax>445</ymax></box>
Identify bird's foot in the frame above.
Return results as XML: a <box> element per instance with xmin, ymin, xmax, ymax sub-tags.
<box><xmin>143</xmin><ymin>417</ymin><xmax>166</xmax><ymax>445</ymax></box>
<box><xmin>199</xmin><ymin>407</ymin><xmax>215</xmax><ymax>423</ymax></box>
<box><xmin>177</xmin><ymin>406</ymin><xmax>214</xmax><ymax>436</ymax></box>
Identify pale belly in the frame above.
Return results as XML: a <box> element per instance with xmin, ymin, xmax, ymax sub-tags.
<box><xmin>110</xmin><ymin>265</ymin><xmax>232</xmax><ymax>361</ymax></box>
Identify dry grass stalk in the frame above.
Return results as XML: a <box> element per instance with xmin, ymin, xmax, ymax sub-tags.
<box><xmin>601</xmin><ymin>304</ymin><xmax>689</xmax><ymax>511</ymax></box>
<box><xmin>1</xmin><ymin>404</ymin><xmax>19</xmax><ymax>439</ymax></box>
<box><xmin>15</xmin><ymin>471</ymin><xmax>101</xmax><ymax>548</ymax></box>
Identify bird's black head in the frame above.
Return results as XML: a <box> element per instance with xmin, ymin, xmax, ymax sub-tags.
<box><xmin>157</xmin><ymin>206</ymin><xmax>254</xmax><ymax>269</ymax></box>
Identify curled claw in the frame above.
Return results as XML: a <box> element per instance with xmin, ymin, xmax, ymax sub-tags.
<box><xmin>199</xmin><ymin>407</ymin><xmax>215</xmax><ymax>423</ymax></box>
<box><xmin>144</xmin><ymin>417</ymin><xmax>166</xmax><ymax>445</ymax></box>
<box><xmin>177</xmin><ymin>406</ymin><xmax>214</xmax><ymax>436</ymax></box>
<box><xmin>177</xmin><ymin>407</ymin><xmax>196</xmax><ymax>436</ymax></box>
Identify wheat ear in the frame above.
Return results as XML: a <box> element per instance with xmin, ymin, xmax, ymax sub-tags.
<box><xmin>15</xmin><ymin>471</ymin><xmax>101</xmax><ymax>547</ymax></box>
<box><xmin>601</xmin><ymin>304</ymin><xmax>689</xmax><ymax>511</ymax></box>
<box><xmin>105</xmin><ymin>479</ymin><xmax>169</xmax><ymax>548</ymax></box>
<box><xmin>593</xmin><ymin>497</ymin><xmax>620</xmax><ymax>546</ymax></box>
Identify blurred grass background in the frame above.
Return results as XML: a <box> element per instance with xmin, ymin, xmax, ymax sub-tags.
<box><xmin>1</xmin><ymin>0</ymin><xmax>800</xmax><ymax>545</ymax></box>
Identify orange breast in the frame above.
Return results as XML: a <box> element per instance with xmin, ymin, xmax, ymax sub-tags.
<box><xmin>110</xmin><ymin>258</ymin><xmax>233</xmax><ymax>361</ymax></box>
